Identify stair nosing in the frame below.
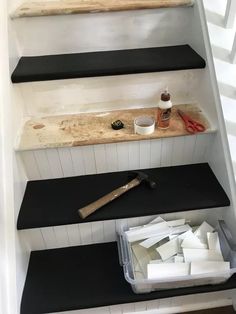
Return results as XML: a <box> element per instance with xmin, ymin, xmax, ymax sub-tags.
<box><xmin>12</xmin><ymin>0</ymin><xmax>194</xmax><ymax>19</ymax></box>
<box><xmin>11</xmin><ymin>45</ymin><xmax>206</xmax><ymax>84</ymax></box>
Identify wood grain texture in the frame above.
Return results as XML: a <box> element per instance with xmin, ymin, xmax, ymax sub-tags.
<box><xmin>12</xmin><ymin>0</ymin><xmax>194</xmax><ymax>18</ymax></box>
<box><xmin>17</xmin><ymin>104</ymin><xmax>213</xmax><ymax>151</ymax></box>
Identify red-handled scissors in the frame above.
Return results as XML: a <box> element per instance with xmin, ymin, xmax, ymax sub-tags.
<box><xmin>178</xmin><ymin>110</ymin><xmax>206</xmax><ymax>134</ymax></box>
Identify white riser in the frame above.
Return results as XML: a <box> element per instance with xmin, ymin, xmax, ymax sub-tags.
<box><xmin>12</xmin><ymin>7</ymin><xmax>193</xmax><ymax>56</ymax></box>
<box><xmin>19</xmin><ymin>208</ymin><xmax>224</xmax><ymax>251</ymax></box>
<box><xmin>19</xmin><ymin>134</ymin><xmax>214</xmax><ymax>181</ymax></box>
<box><xmin>52</xmin><ymin>291</ymin><xmax>233</xmax><ymax>313</ymax></box>
<box><xmin>17</xmin><ymin>69</ymin><xmax>202</xmax><ymax>117</ymax></box>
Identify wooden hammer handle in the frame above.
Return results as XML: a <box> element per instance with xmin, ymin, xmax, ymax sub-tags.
<box><xmin>78</xmin><ymin>178</ymin><xmax>141</xmax><ymax>219</ymax></box>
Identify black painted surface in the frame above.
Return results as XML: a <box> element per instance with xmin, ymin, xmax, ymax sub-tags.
<box><xmin>17</xmin><ymin>163</ymin><xmax>230</xmax><ymax>230</ymax></box>
<box><xmin>21</xmin><ymin>242</ymin><xmax>236</xmax><ymax>314</ymax></box>
<box><xmin>11</xmin><ymin>45</ymin><xmax>206</xmax><ymax>83</ymax></box>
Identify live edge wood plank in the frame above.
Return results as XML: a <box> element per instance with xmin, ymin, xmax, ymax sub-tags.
<box><xmin>11</xmin><ymin>0</ymin><xmax>194</xmax><ymax>18</ymax></box>
<box><xmin>17</xmin><ymin>104</ymin><xmax>213</xmax><ymax>151</ymax></box>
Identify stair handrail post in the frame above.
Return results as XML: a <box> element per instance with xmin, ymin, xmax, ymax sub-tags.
<box><xmin>225</xmin><ymin>0</ymin><xmax>236</xmax><ymax>28</ymax></box>
<box><xmin>231</xmin><ymin>33</ymin><xmax>236</xmax><ymax>63</ymax></box>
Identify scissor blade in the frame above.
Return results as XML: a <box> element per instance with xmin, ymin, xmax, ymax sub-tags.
<box><xmin>177</xmin><ymin>109</ymin><xmax>186</xmax><ymax>120</ymax></box>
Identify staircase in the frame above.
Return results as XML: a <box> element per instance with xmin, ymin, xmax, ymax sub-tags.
<box><xmin>3</xmin><ymin>0</ymin><xmax>236</xmax><ymax>313</ymax></box>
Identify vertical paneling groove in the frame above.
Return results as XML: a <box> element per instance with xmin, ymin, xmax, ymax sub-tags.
<box><xmin>81</xmin><ymin>146</ymin><xmax>96</xmax><ymax>174</ymax></box>
<box><xmin>46</xmin><ymin>148</ymin><xmax>64</xmax><ymax>178</ymax></box>
<box><xmin>150</xmin><ymin>139</ymin><xmax>162</xmax><ymax>168</ymax></box>
<box><xmin>182</xmin><ymin>134</ymin><xmax>197</xmax><ymax>164</ymax></box>
<box><xmin>193</xmin><ymin>134</ymin><xmax>210</xmax><ymax>162</ymax></box>
<box><xmin>160</xmin><ymin>138</ymin><xmax>174</xmax><ymax>167</ymax></box>
<box><xmin>117</xmin><ymin>142</ymin><xmax>129</xmax><ymax>171</ymax></box>
<box><xmin>171</xmin><ymin>136</ymin><xmax>185</xmax><ymax>166</ymax></box>
<box><xmin>109</xmin><ymin>304</ymin><xmax>122</xmax><ymax>314</ymax></box>
<box><xmin>21</xmin><ymin>151</ymin><xmax>41</xmax><ymax>180</ymax></box>
<box><xmin>127</xmin><ymin>217</ymin><xmax>141</xmax><ymax>229</ymax></box>
<box><xmin>34</xmin><ymin>150</ymin><xmax>53</xmax><ymax>179</ymax></box>
<box><xmin>146</xmin><ymin>299</ymin><xmax>160</xmax><ymax>310</ymax></box>
<box><xmin>53</xmin><ymin>226</ymin><xmax>70</xmax><ymax>247</ymax></box>
<box><xmin>70</xmin><ymin>147</ymin><xmax>86</xmax><ymax>177</ymax></box>
<box><xmin>122</xmin><ymin>303</ymin><xmax>135</xmax><ymax>313</ymax></box>
<box><xmin>134</xmin><ymin>301</ymin><xmax>147</xmax><ymax>312</ymax></box>
<box><xmin>58</xmin><ymin>148</ymin><xmax>75</xmax><ymax>177</ymax></box>
<box><xmin>66</xmin><ymin>224</ymin><xmax>82</xmax><ymax>246</ymax></box>
<box><xmin>128</xmin><ymin>142</ymin><xmax>140</xmax><ymax>170</ymax></box>
<box><xmin>103</xmin><ymin>220</ymin><xmax>116</xmax><ymax>242</ymax></box>
<box><xmin>139</xmin><ymin>140</ymin><xmax>151</xmax><ymax>169</ymax></box>
<box><xmin>79</xmin><ymin>222</ymin><xmax>92</xmax><ymax>245</ymax></box>
<box><xmin>91</xmin><ymin>221</ymin><xmax>104</xmax><ymax>243</ymax></box>
<box><xmin>94</xmin><ymin>144</ymin><xmax>108</xmax><ymax>173</ymax></box>
<box><xmin>40</xmin><ymin>227</ymin><xmax>58</xmax><ymax>249</ymax></box>
<box><xmin>105</xmin><ymin>143</ymin><xmax>118</xmax><ymax>173</ymax></box>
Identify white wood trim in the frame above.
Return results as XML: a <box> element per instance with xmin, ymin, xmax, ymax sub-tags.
<box><xmin>225</xmin><ymin>0</ymin><xmax>236</xmax><ymax>28</ymax></box>
<box><xmin>0</xmin><ymin>1</ymin><xmax>19</xmax><ymax>313</ymax></box>
<box><xmin>195</xmin><ymin>1</ymin><xmax>236</xmax><ymax>233</ymax></box>
<box><xmin>231</xmin><ymin>32</ymin><xmax>236</xmax><ymax>63</ymax></box>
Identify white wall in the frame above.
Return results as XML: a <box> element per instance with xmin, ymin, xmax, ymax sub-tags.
<box><xmin>0</xmin><ymin>1</ymin><xmax>31</xmax><ymax>313</ymax></box>
<box><xmin>11</xmin><ymin>7</ymin><xmax>193</xmax><ymax>56</ymax></box>
<box><xmin>0</xmin><ymin>0</ymin><xmax>18</xmax><ymax>313</ymax></box>
<box><xmin>17</xmin><ymin>69</ymin><xmax>203</xmax><ymax>118</ymax></box>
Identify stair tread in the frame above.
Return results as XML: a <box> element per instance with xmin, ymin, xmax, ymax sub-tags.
<box><xmin>17</xmin><ymin>163</ymin><xmax>230</xmax><ymax>230</ymax></box>
<box><xmin>12</xmin><ymin>0</ymin><xmax>194</xmax><ymax>18</ymax></box>
<box><xmin>185</xmin><ymin>307</ymin><xmax>236</xmax><ymax>314</ymax></box>
<box><xmin>21</xmin><ymin>242</ymin><xmax>236</xmax><ymax>314</ymax></box>
<box><xmin>17</xmin><ymin>104</ymin><xmax>213</xmax><ymax>151</ymax></box>
<box><xmin>11</xmin><ymin>45</ymin><xmax>205</xmax><ymax>83</ymax></box>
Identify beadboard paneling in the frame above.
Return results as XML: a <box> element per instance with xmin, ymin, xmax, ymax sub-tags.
<box><xmin>19</xmin><ymin>208</ymin><xmax>224</xmax><ymax>251</ymax></box>
<box><xmin>19</xmin><ymin>134</ymin><xmax>215</xmax><ymax>181</ymax></box>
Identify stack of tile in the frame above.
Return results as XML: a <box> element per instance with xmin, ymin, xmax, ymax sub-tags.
<box><xmin>125</xmin><ymin>217</ymin><xmax>230</xmax><ymax>281</ymax></box>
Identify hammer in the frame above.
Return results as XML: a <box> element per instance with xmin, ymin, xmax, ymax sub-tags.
<box><xmin>78</xmin><ymin>171</ymin><xmax>156</xmax><ymax>219</ymax></box>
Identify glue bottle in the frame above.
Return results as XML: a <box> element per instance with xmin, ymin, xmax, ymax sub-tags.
<box><xmin>157</xmin><ymin>88</ymin><xmax>172</xmax><ymax>129</ymax></box>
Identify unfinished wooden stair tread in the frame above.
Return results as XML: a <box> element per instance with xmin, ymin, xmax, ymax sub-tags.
<box><xmin>11</xmin><ymin>45</ymin><xmax>205</xmax><ymax>83</ymax></box>
<box><xmin>17</xmin><ymin>163</ymin><xmax>229</xmax><ymax>230</ymax></box>
<box><xmin>21</xmin><ymin>242</ymin><xmax>236</xmax><ymax>314</ymax></box>
<box><xmin>11</xmin><ymin>0</ymin><xmax>194</xmax><ymax>18</ymax></box>
<box><xmin>17</xmin><ymin>104</ymin><xmax>213</xmax><ymax>151</ymax></box>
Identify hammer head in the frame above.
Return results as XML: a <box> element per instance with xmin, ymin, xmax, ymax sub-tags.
<box><xmin>132</xmin><ymin>171</ymin><xmax>157</xmax><ymax>189</ymax></box>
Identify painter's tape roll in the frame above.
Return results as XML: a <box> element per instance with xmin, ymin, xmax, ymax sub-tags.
<box><xmin>134</xmin><ymin>116</ymin><xmax>155</xmax><ymax>135</ymax></box>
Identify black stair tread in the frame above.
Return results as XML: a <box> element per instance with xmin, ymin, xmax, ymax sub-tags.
<box><xmin>11</xmin><ymin>45</ymin><xmax>205</xmax><ymax>83</ymax></box>
<box><xmin>17</xmin><ymin>163</ymin><xmax>230</xmax><ymax>230</ymax></box>
<box><xmin>21</xmin><ymin>242</ymin><xmax>236</xmax><ymax>314</ymax></box>
<box><xmin>185</xmin><ymin>307</ymin><xmax>236</xmax><ymax>314</ymax></box>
